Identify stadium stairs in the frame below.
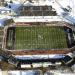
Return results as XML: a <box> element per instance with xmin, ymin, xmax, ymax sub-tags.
<box><xmin>0</xmin><ymin>27</ymin><xmax>4</xmax><ymax>48</ymax></box>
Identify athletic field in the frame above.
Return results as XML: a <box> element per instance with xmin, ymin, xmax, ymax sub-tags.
<box><xmin>6</xmin><ymin>26</ymin><xmax>68</xmax><ymax>50</ymax></box>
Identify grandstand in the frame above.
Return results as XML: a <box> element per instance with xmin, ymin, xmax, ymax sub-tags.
<box><xmin>20</xmin><ymin>6</ymin><xmax>57</xmax><ymax>16</ymax></box>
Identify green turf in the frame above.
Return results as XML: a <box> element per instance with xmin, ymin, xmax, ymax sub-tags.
<box><xmin>13</xmin><ymin>26</ymin><xmax>68</xmax><ymax>50</ymax></box>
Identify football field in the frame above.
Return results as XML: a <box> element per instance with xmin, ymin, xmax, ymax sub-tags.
<box><xmin>13</xmin><ymin>26</ymin><xmax>68</xmax><ymax>50</ymax></box>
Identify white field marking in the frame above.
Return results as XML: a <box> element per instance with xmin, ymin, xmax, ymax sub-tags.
<box><xmin>25</xmin><ymin>29</ymin><xmax>31</xmax><ymax>31</ymax></box>
<box><xmin>38</xmin><ymin>34</ymin><xmax>43</xmax><ymax>39</ymax></box>
<box><xmin>18</xmin><ymin>43</ymin><xmax>22</xmax><ymax>47</ymax></box>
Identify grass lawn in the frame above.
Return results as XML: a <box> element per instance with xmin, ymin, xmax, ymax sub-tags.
<box><xmin>13</xmin><ymin>26</ymin><xmax>68</xmax><ymax>50</ymax></box>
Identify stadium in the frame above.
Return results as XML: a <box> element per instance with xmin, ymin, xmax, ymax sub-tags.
<box><xmin>0</xmin><ymin>0</ymin><xmax>75</xmax><ymax>71</ymax></box>
<box><xmin>2</xmin><ymin>22</ymin><xmax>75</xmax><ymax>55</ymax></box>
<box><xmin>0</xmin><ymin>21</ymin><xmax>74</xmax><ymax>68</ymax></box>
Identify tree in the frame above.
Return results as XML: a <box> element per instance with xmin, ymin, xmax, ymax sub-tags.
<box><xmin>9</xmin><ymin>5</ymin><xmax>11</xmax><ymax>8</ymax></box>
<box><xmin>10</xmin><ymin>0</ymin><xmax>13</xmax><ymax>3</ymax></box>
<box><xmin>4</xmin><ymin>2</ymin><xmax>8</xmax><ymax>7</ymax></box>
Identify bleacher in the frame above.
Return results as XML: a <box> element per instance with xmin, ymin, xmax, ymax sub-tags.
<box><xmin>20</xmin><ymin>6</ymin><xmax>57</xmax><ymax>16</ymax></box>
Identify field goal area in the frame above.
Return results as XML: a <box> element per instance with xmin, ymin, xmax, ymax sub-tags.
<box><xmin>5</xmin><ymin>25</ymin><xmax>70</xmax><ymax>50</ymax></box>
